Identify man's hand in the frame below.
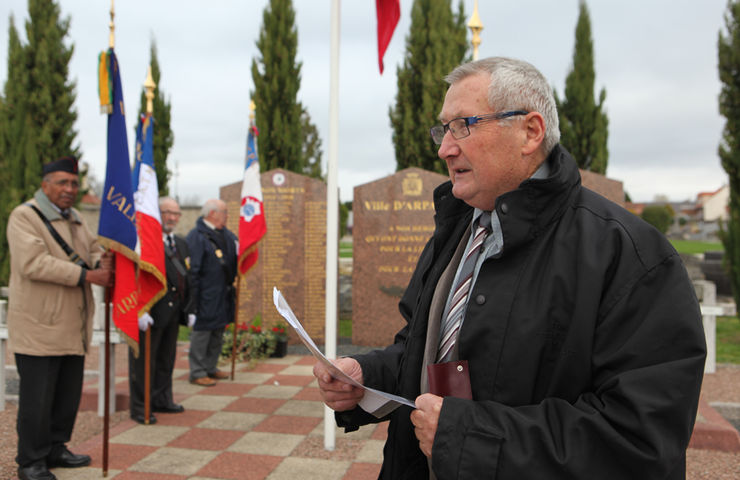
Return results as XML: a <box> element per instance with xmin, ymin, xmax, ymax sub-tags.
<box><xmin>187</xmin><ymin>314</ymin><xmax>196</xmax><ymax>328</ymax></box>
<box><xmin>86</xmin><ymin>266</ymin><xmax>113</xmax><ymax>287</ymax></box>
<box><xmin>86</xmin><ymin>250</ymin><xmax>114</xmax><ymax>287</ymax></box>
<box><xmin>99</xmin><ymin>250</ymin><xmax>114</xmax><ymax>270</ymax></box>
<box><xmin>313</xmin><ymin>357</ymin><xmax>365</xmax><ymax>412</ymax></box>
<box><xmin>411</xmin><ymin>393</ymin><xmax>444</xmax><ymax>458</ymax></box>
<box><xmin>138</xmin><ymin>313</ymin><xmax>154</xmax><ymax>331</ymax></box>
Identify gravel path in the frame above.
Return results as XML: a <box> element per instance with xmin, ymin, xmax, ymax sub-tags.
<box><xmin>1</xmin><ymin>361</ymin><xmax>738</xmax><ymax>479</ymax></box>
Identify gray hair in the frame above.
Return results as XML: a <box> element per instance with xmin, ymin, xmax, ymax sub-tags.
<box><xmin>445</xmin><ymin>57</ymin><xmax>560</xmax><ymax>155</ymax></box>
<box><xmin>159</xmin><ymin>196</ymin><xmax>178</xmax><ymax>209</ymax></box>
<box><xmin>201</xmin><ymin>198</ymin><xmax>223</xmax><ymax>217</ymax></box>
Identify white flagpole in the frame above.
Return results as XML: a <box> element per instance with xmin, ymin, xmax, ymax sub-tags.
<box><xmin>324</xmin><ymin>0</ymin><xmax>340</xmax><ymax>452</ymax></box>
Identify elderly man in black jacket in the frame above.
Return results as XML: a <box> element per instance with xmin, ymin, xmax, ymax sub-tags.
<box><xmin>128</xmin><ymin>197</ymin><xmax>195</xmax><ymax>424</ymax></box>
<box><xmin>314</xmin><ymin>57</ymin><xmax>706</xmax><ymax>479</ymax></box>
<box><xmin>186</xmin><ymin>199</ymin><xmax>238</xmax><ymax>386</ymax></box>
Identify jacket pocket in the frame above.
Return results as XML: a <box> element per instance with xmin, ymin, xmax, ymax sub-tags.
<box><xmin>39</xmin><ymin>291</ymin><xmax>64</xmax><ymax>325</ymax></box>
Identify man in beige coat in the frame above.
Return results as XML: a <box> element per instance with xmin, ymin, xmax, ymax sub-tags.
<box><xmin>7</xmin><ymin>156</ymin><xmax>113</xmax><ymax>480</ymax></box>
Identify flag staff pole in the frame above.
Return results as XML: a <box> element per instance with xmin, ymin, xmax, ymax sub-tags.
<box><xmin>230</xmin><ymin>276</ymin><xmax>241</xmax><ymax>380</ymax></box>
<box><xmin>231</xmin><ymin>100</ymin><xmax>256</xmax><ymax>380</ymax></box>
<box><xmin>103</xmin><ymin>288</ymin><xmax>111</xmax><ymax>477</ymax></box>
<box><xmin>143</xmin><ymin>66</ymin><xmax>156</xmax><ymax>424</ymax></box>
<box><xmin>324</xmin><ymin>0</ymin><xmax>340</xmax><ymax>452</ymax></box>
<box><xmin>103</xmin><ymin>4</ymin><xmax>115</xmax><ymax>477</ymax></box>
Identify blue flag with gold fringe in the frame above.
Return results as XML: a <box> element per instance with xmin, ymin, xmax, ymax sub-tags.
<box><xmin>97</xmin><ymin>48</ymin><xmax>142</xmax><ymax>353</ymax></box>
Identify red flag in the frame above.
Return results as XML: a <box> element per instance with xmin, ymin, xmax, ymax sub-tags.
<box><xmin>238</xmin><ymin>122</ymin><xmax>266</xmax><ymax>275</ymax></box>
<box><xmin>376</xmin><ymin>0</ymin><xmax>400</xmax><ymax>74</ymax></box>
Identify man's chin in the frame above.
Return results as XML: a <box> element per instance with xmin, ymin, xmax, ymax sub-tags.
<box><xmin>451</xmin><ymin>184</ymin><xmax>472</xmax><ymax>202</ymax></box>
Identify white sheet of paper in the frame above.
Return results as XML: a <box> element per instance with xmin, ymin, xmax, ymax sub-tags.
<box><xmin>272</xmin><ymin>287</ymin><xmax>416</xmax><ymax>415</ymax></box>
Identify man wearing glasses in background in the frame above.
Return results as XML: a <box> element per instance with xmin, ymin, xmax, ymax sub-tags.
<box><xmin>314</xmin><ymin>57</ymin><xmax>706</xmax><ymax>479</ymax></box>
<box><xmin>7</xmin><ymin>156</ymin><xmax>113</xmax><ymax>480</ymax></box>
<box><xmin>128</xmin><ymin>196</ymin><xmax>195</xmax><ymax>424</ymax></box>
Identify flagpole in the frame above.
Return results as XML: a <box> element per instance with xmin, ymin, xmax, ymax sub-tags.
<box><xmin>103</xmin><ymin>1</ymin><xmax>115</xmax><ymax>475</ymax></box>
<box><xmin>103</xmin><ymin>286</ymin><xmax>111</xmax><ymax>477</ymax></box>
<box><xmin>324</xmin><ymin>0</ymin><xmax>340</xmax><ymax>452</ymax></box>
<box><xmin>230</xmin><ymin>276</ymin><xmax>241</xmax><ymax>380</ymax></box>
<box><xmin>143</xmin><ymin>66</ymin><xmax>156</xmax><ymax>425</ymax></box>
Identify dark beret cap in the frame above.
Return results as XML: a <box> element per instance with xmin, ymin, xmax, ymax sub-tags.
<box><xmin>42</xmin><ymin>156</ymin><xmax>79</xmax><ymax>175</ymax></box>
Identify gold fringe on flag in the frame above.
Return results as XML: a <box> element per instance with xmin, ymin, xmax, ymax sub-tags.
<box><xmin>98</xmin><ymin>51</ymin><xmax>113</xmax><ymax>114</ymax></box>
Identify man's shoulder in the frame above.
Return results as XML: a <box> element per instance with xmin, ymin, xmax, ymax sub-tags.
<box><xmin>8</xmin><ymin>199</ymin><xmax>39</xmax><ymax>222</ymax></box>
<box><xmin>185</xmin><ymin>227</ymin><xmax>203</xmax><ymax>239</ymax></box>
<box><xmin>570</xmin><ymin>188</ymin><xmax>676</xmax><ymax>265</ymax></box>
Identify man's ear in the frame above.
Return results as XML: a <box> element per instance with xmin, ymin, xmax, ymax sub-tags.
<box><xmin>521</xmin><ymin>112</ymin><xmax>545</xmax><ymax>156</ymax></box>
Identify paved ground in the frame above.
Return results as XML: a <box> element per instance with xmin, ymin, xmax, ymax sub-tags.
<box><xmin>3</xmin><ymin>343</ymin><xmax>740</xmax><ymax>479</ymax></box>
<box><xmin>54</xmin><ymin>347</ymin><xmax>386</xmax><ymax>480</ymax></box>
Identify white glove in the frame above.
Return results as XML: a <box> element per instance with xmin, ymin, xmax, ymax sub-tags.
<box><xmin>138</xmin><ymin>313</ymin><xmax>154</xmax><ymax>331</ymax></box>
<box><xmin>187</xmin><ymin>314</ymin><xmax>196</xmax><ymax>328</ymax></box>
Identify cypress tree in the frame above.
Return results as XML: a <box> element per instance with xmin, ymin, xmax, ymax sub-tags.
<box><xmin>718</xmin><ymin>0</ymin><xmax>740</xmax><ymax>306</ymax></box>
<box><xmin>389</xmin><ymin>0</ymin><xmax>468</xmax><ymax>174</ymax></box>
<box><xmin>136</xmin><ymin>40</ymin><xmax>174</xmax><ymax>195</ymax></box>
<box><xmin>0</xmin><ymin>18</ymin><xmax>27</xmax><ymax>285</ymax></box>
<box><xmin>555</xmin><ymin>0</ymin><xmax>608</xmax><ymax>174</ymax></box>
<box><xmin>23</xmin><ymin>0</ymin><xmax>80</xmax><ymax>184</ymax></box>
<box><xmin>1</xmin><ymin>18</ymin><xmax>28</xmax><ymax>203</ymax></box>
<box><xmin>251</xmin><ymin>0</ymin><xmax>302</xmax><ymax>173</ymax></box>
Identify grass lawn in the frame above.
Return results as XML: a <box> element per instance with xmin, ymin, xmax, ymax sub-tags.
<box><xmin>339</xmin><ymin>240</ymin><xmax>353</xmax><ymax>259</ymax></box>
<box><xmin>178</xmin><ymin>325</ymin><xmax>190</xmax><ymax>342</ymax></box>
<box><xmin>718</xmin><ymin>315</ymin><xmax>740</xmax><ymax>364</ymax></box>
<box><xmin>339</xmin><ymin>316</ymin><xmax>352</xmax><ymax>338</ymax></box>
<box><xmin>670</xmin><ymin>239</ymin><xmax>724</xmax><ymax>255</ymax></box>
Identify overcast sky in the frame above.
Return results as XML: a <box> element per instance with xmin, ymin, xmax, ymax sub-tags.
<box><xmin>0</xmin><ymin>0</ymin><xmax>730</xmax><ymax>205</ymax></box>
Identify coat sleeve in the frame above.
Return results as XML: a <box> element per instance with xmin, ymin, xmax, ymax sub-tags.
<box><xmin>335</xmin><ymin>235</ymin><xmax>436</xmax><ymax>431</ymax></box>
<box><xmin>7</xmin><ymin>206</ymin><xmax>85</xmax><ymax>287</ymax></box>
<box><xmin>185</xmin><ymin>231</ymin><xmax>204</xmax><ymax>316</ymax></box>
<box><xmin>431</xmin><ymin>254</ymin><xmax>706</xmax><ymax>480</ymax></box>
<box><xmin>79</xmin><ymin>212</ymin><xmax>103</xmax><ymax>268</ymax></box>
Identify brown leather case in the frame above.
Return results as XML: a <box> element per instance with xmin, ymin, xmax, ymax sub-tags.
<box><xmin>426</xmin><ymin>360</ymin><xmax>473</xmax><ymax>399</ymax></box>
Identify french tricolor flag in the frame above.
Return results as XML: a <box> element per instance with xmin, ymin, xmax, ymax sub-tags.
<box><xmin>238</xmin><ymin>121</ymin><xmax>266</xmax><ymax>275</ymax></box>
<box><xmin>132</xmin><ymin>113</ymin><xmax>167</xmax><ymax>317</ymax></box>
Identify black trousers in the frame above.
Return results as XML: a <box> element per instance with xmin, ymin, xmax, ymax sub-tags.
<box><xmin>128</xmin><ymin>317</ymin><xmax>179</xmax><ymax>417</ymax></box>
<box><xmin>15</xmin><ymin>353</ymin><xmax>85</xmax><ymax>467</ymax></box>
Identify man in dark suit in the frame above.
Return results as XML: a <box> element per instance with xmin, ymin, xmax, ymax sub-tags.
<box><xmin>128</xmin><ymin>196</ymin><xmax>194</xmax><ymax>424</ymax></box>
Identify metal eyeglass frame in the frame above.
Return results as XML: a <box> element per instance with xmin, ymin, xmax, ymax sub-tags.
<box><xmin>430</xmin><ymin>110</ymin><xmax>529</xmax><ymax>145</ymax></box>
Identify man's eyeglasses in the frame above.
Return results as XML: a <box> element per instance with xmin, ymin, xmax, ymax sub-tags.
<box><xmin>430</xmin><ymin>110</ymin><xmax>529</xmax><ymax>145</ymax></box>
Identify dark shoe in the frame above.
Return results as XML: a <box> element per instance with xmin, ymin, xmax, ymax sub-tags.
<box><xmin>152</xmin><ymin>403</ymin><xmax>184</xmax><ymax>413</ymax></box>
<box><xmin>18</xmin><ymin>463</ymin><xmax>56</xmax><ymax>480</ymax></box>
<box><xmin>46</xmin><ymin>447</ymin><xmax>91</xmax><ymax>468</ymax></box>
<box><xmin>130</xmin><ymin>413</ymin><xmax>157</xmax><ymax>425</ymax></box>
<box><xmin>208</xmin><ymin>370</ymin><xmax>230</xmax><ymax>379</ymax></box>
<box><xmin>190</xmin><ymin>376</ymin><xmax>216</xmax><ymax>386</ymax></box>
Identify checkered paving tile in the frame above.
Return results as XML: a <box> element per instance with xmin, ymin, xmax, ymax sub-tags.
<box><xmin>68</xmin><ymin>348</ymin><xmax>388</xmax><ymax>479</ymax></box>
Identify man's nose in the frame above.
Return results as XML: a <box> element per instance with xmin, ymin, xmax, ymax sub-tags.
<box><xmin>437</xmin><ymin>132</ymin><xmax>459</xmax><ymax>159</ymax></box>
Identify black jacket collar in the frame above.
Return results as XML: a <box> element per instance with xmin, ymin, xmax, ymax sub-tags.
<box><xmin>432</xmin><ymin>145</ymin><xmax>581</xmax><ymax>255</ymax></box>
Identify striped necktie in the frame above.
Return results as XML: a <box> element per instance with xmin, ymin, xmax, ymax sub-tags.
<box><xmin>437</xmin><ymin>212</ymin><xmax>492</xmax><ymax>362</ymax></box>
